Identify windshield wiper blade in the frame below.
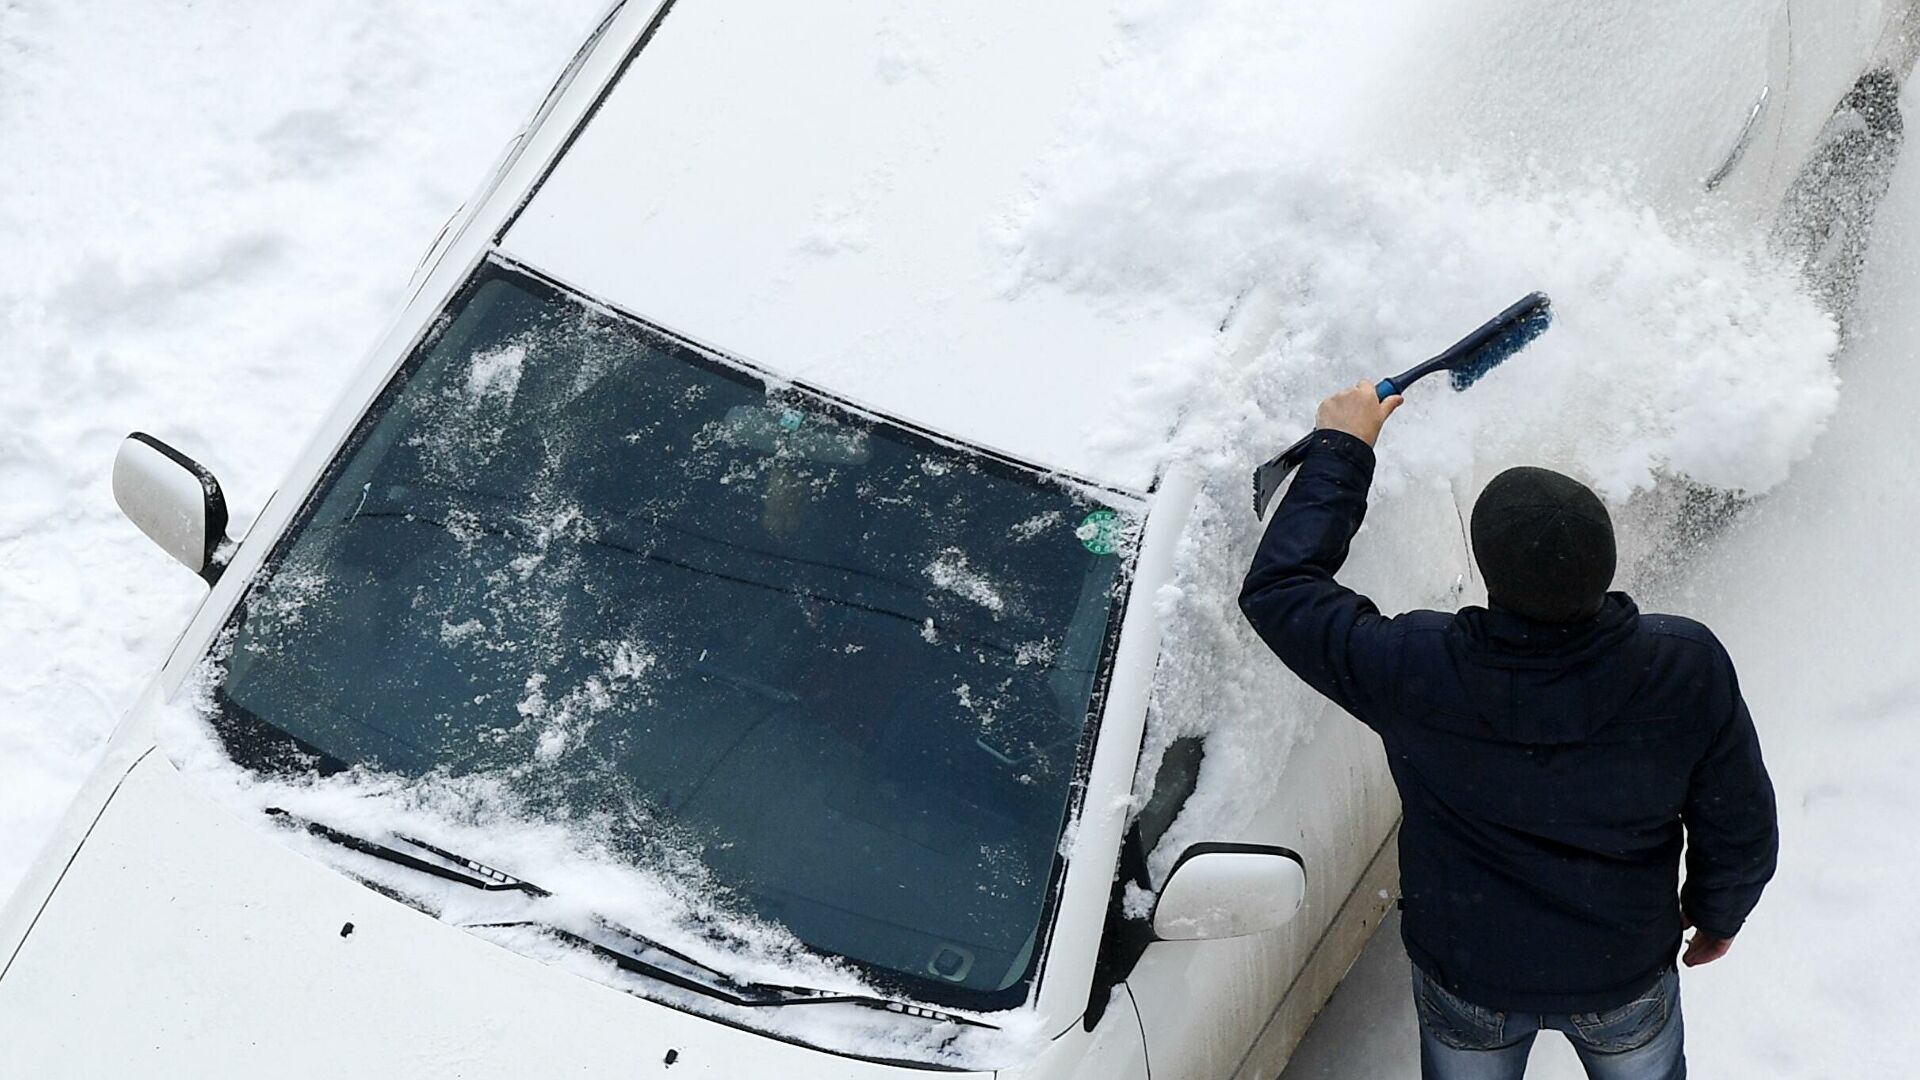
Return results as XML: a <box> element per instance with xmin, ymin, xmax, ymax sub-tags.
<box><xmin>268</xmin><ymin>808</ymin><xmax>993</xmax><ymax>1028</ymax></box>
<box><xmin>264</xmin><ymin>807</ymin><xmax>548</xmax><ymax>896</ymax></box>
<box><xmin>394</xmin><ymin>833</ymin><xmax>553</xmax><ymax>895</ymax></box>
<box><xmin>499</xmin><ymin>921</ymin><xmax>994</xmax><ymax>1027</ymax></box>
<box><xmin>730</xmin><ymin>982</ymin><xmax>997</xmax><ymax>1027</ymax></box>
<box><xmin>575</xmin><ymin>915</ymin><xmax>997</xmax><ymax>1026</ymax></box>
<box><xmin>590</xmin><ymin>919</ymin><xmax>994</xmax><ymax>1025</ymax></box>
<box><xmin>478</xmin><ymin>919</ymin><xmax>806</xmax><ymax>1008</ymax></box>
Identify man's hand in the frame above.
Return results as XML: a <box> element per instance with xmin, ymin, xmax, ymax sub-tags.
<box><xmin>1681</xmin><ymin>913</ymin><xmax>1734</xmax><ymax>967</ymax></box>
<box><xmin>1315</xmin><ymin>381</ymin><xmax>1404</xmax><ymax>447</ymax></box>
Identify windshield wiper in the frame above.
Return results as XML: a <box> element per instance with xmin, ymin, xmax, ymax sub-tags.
<box><xmin>493</xmin><ymin>919</ymin><xmax>994</xmax><ymax>1027</ymax></box>
<box><xmin>748</xmin><ymin>986</ymin><xmax>995</xmax><ymax>1026</ymax></box>
<box><xmin>265</xmin><ymin>807</ymin><xmax>548</xmax><ymax>895</ymax></box>
<box><xmin>266</xmin><ymin>808</ymin><xmax>993</xmax><ymax>1028</ymax></box>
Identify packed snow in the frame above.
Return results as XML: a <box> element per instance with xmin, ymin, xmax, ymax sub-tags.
<box><xmin>2</xmin><ymin>1</ymin><xmax>1915</xmax><ymax>1077</ymax></box>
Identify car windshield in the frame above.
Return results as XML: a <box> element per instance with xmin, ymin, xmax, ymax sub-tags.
<box><xmin>209</xmin><ymin>259</ymin><xmax>1139</xmax><ymax>1009</ymax></box>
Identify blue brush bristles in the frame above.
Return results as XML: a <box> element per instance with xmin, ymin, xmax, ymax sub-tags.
<box><xmin>1447</xmin><ymin>305</ymin><xmax>1553</xmax><ymax>391</ymax></box>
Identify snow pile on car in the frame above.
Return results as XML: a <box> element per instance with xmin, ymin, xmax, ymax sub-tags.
<box><xmin>1001</xmin><ymin>0</ymin><xmax>1842</xmax><ymax>871</ymax></box>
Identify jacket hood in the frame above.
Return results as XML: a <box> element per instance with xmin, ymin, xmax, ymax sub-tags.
<box><xmin>1445</xmin><ymin>593</ymin><xmax>1648</xmax><ymax>745</ymax></box>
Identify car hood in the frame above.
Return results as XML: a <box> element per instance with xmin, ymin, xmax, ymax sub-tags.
<box><xmin>0</xmin><ymin>750</ymin><xmax>991</xmax><ymax>1078</ymax></box>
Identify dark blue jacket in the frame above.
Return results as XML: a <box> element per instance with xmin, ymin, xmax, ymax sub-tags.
<box><xmin>1239</xmin><ymin>431</ymin><xmax>1778</xmax><ymax>1014</ymax></box>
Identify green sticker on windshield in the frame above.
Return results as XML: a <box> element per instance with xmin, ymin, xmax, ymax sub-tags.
<box><xmin>1077</xmin><ymin>509</ymin><xmax>1121</xmax><ymax>555</ymax></box>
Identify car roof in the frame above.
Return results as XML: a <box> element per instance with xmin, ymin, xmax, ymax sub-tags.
<box><xmin>497</xmin><ymin>0</ymin><xmax>1210</xmax><ymax>494</ymax></box>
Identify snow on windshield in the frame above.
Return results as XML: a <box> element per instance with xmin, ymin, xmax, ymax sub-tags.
<box><xmin>925</xmin><ymin>549</ymin><xmax>1011</xmax><ymax>614</ymax></box>
<box><xmin>1002</xmin><ymin>0</ymin><xmax>1841</xmax><ymax>880</ymax></box>
<box><xmin>160</xmin><ymin>659</ymin><xmax>1045</xmax><ymax>1068</ymax></box>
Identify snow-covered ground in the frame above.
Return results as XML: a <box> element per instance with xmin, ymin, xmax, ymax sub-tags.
<box><xmin>0</xmin><ymin>0</ymin><xmax>605</xmax><ymax>898</ymax></box>
<box><xmin>3</xmin><ymin>1</ymin><xmax>1915</xmax><ymax>1077</ymax></box>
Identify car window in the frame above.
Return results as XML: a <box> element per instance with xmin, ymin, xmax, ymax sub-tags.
<box><xmin>207</xmin><ymin>259</ymin><xmax>1141</xmax><ymax>1011</ymax></box>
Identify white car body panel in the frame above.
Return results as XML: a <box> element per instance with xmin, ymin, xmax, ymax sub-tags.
<box><xmin>999</xmin><ymin>987</ymin><xmax>1149</xmax><ymax>1080</ymax></box>
<box><xmin>0</xmin><ymin>693</ymin><xmax>161</xmax><ymax>975</ymax></box>
<box><xmin>498</xmin><ymin>0</ymin><xmax>1211</xmax><ymax>495</ymax></box>
<box><xmin>5</xmin><ymin>1</ymin><xmax>1912</xmax><ymax>1077</ymax></box>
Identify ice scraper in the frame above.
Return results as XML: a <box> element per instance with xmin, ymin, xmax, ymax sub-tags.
<box><xmin>1251</xmin><ymin>291</ymin><xmax>1553</xmax><ymax>518</ymax></box>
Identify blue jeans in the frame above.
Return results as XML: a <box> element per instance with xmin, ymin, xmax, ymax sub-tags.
<box><xmin>1411</xmin><ymin>965</ymin><xmax>1685</xmax><ymax>1080</ymax></box>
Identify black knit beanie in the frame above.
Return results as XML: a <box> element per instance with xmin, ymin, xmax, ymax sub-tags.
<box><xmin>1470</xmin><ymin>467</ymin><xmax>1616</xmax><ymax>623</ymax></box>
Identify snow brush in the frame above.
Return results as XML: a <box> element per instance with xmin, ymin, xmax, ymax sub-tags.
<box><xmin>1251</xmin><ymin>291</ymin><xmax>1553</xmax><ymax>518</ymax></box>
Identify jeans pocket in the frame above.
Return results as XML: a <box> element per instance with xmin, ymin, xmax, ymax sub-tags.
<box><xmin>1414</xmin><ymin>969</ymin><xmax>1508</xmax><ymax>1051</ymax></box>
<box><xmin>1568</xmin><ymin>970</ymin><xmax>1675</xmax><ymax>1054</ymax></box>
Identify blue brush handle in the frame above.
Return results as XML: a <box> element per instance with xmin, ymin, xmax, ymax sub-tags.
<box><xmin>1373</xmin><ymin>378</ymin><xmax>1399</xmax><ymax>400</ymax></box>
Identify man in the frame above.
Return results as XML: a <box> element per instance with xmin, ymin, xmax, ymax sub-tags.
<box><xmin>1239</xmin><ymin>384</ymin><xmax>1778</xmax><ymax>1080</ymax></box>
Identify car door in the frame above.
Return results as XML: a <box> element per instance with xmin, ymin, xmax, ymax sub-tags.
<box><xmin>1117</xmin><ymin>701</ymin><xmax>1398</xmax><ymax>1079</ymax></box>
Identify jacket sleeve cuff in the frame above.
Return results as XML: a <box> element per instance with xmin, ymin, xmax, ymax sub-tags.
<box><xmin>1300</xmin><ymin>429</ymin><xmax>1377</xmax><ymax>479</ymax></box>
<box><xmin>1682</xmin><ymin>907</ymin><xmax>1743</xmax><ymax>941</ymax></box>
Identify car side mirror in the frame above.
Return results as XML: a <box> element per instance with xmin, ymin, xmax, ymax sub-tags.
<box><xmin>112</xmin><ymin>432</ymin><xmax>233</xmax><ymax>585</ymax></box>
<box><xmin>1152</xmin><ymin>843</ymin><xmax>1306</xmax><ymax>941</ymax></box>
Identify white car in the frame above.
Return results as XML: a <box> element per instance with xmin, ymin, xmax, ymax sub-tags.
<box><xmin>2</xmin><ymin>2</ymin><xmax>1908</xmax><ymax>1078</ymax></box>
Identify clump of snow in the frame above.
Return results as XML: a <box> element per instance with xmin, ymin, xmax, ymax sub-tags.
<box><xmin>504</xmin><ymin>502</ymin><xmax>594</xmax><ymax>579</ymax></box>
<box><xmin>464</xmin><ymin>343</ymin><xmax>527</xmax><ymax>404</ymax></box>
<box><xmin>512</xmin><ymin>638</ymin><xmax>657</xmax><ymax>762</ymax></box>
<box><xmin>1009</xmin><ymin>510</ymin><xmax>1063</xmax><ymax>542</ymax></box>
<box><xmin>1013</xmin><ymin>639</ymin><xmax>1057</xmax><ymax>668</ymax></box>
<box><xmin>439</xmin><ymin>618</ymin><xmax>487</xmax><ymax>645</ymax></box>
<box><xmin>925</xmin><ymin>548</ymin><xmax>1009</xmax><ymax>614</ymax></box>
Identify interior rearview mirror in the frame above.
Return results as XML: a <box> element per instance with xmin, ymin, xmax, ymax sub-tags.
<box><xmin>112</xmin><ymin>432</ymin><xmax>233</xmax><ymax>585</ymax></box>
<box><xmin>1152</xmin><ymin>843</ymin><xmax>1307</xmax><ymax>941</ymax></box>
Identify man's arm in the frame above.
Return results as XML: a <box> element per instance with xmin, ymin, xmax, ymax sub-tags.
<box><xmin>1238</xmin><ymin>384</ymin><xmax>1402</xmax><ymax>725</ymax></box>
<box><xmin>1679</xmin><ymin>655</ymin><xmax>1780</xmax><ymax>963</ymax></box>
